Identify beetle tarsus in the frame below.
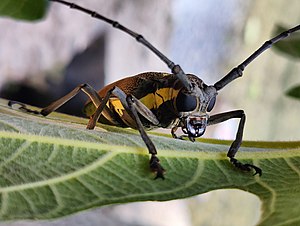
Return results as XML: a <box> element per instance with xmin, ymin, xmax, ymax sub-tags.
<box><xmin>230</xmin><ymin>157</ymin><xmax>262</xmax><ymax>176</ymax></box>
<box><xmin>188</xmin><ymin>136</ymin><xmax>195</xmax><ymax>142</ymax></box>
<box><xmin>172</xmin><ymin>133</ymin><xmax>185</xmax><ymax>140</ymax></box>
<box><xmin>150</xmin><ymin>154</ymin><xmax>165</xmax><ymax>180</ymax></box>
<box><xmin>8</xmin><ymin>101</ymin><xmax>40</xmax><ymax>115</ymax></box>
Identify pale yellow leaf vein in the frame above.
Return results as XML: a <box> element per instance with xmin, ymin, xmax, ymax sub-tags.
<box><xmin>46</xmin><ymin>185</ymin><xmax>63</xmax><ymax>216</ymax></box>
<box><xmin>284</xmin><ymin>158</ymin><xmax>300</xmax><ymax>178</ymax></box>
<box><xmin>0</xmin><ymin>192</ymin><xmax>8</xmax><ymax>216</ymax></box>
<box><xmin>253</xmin><ymin>160</ymin><xmax>276</xmax><ymax>223</ymax></box>
<box><xmin>0</xmin><ymin>152</ymin><xmax>117</xmax><ymax>193</ymax></box>
<box><xmin>275</xmin><ymin>217</ymin><xmax>300</xmax><ymax>226</ymax></box>
<box><xmin>0</xmin><ymin>140</ymin><xmax>31</xmax><ymax>169</ymax></box>
<box><xmin>76</xmin><ymin>177</ymin><xmax>103</xmax><ymax>199</ymax></box>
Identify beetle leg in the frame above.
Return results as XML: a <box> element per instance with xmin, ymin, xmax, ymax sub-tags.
<box><xmin>208</xmin><ymin>110</ymin><xmax>262</xmax><ymax>176</ymax></box>
<box><xmin>86</xmin><ymin>87</ymin><xmax>116</xmax><ymax>130</ymax></box>
<box><xmin>126</xmin><ymin>95</ymin><xmax>165</xmax><ymax>179</ymax></box>
<box><xmin>41</xmin><ymin>84</ymin><xmax>103</xmax><ymax>116</ymax></box>
<box><xmin>171</xmin><ymin>126</ymin><xmax>184</xmax><ymax>139</ymax></box>
<box><xmin>171</xmin><ymin>127</ymin><xmax>192</xmax><ymax>141</ymax></box>
<box><xmin>86</xmin><ymin>87</ymin><xmax>128</xmax><ymax>129</ymax></box>
<box><xmin>8</xmin><ymin>101</ymin><xmax>41</xmax><ymax>115</ymax></box>
<box><xmin>9</xmin><ymin>84</ymin><xmax>102</xmax><ymax>117</ymax></box>
<box><xmin>88</xmin><ymin>86</ymin><xmax>164</xmax><ymax>179</ymax></box>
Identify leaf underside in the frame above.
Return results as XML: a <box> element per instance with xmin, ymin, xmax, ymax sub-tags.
<box><xmin>0</xmin><ymin>100</ymin><xmax>299</xmax><ymax>226</ymax></box>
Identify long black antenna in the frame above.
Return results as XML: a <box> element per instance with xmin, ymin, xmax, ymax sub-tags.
<box><xmin>214</xmin><ymin>24</ymin><xmax>300</xmax><ymax>90</ymax></box>
<box><xmin>49</xmin><ymin>0</ymin><xmax>192</xmax><ymax>91</ymax></box>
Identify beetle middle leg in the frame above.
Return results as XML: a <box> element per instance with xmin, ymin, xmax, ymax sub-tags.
<box><xmin>88</xmin><ymin>86</ymin><xmax>165</xmax><ymax>179</ymax></box>
<box><xmin>208</xmin><ymin>110</ymin><xmax>262</xmax><ymax>176</ymax></box>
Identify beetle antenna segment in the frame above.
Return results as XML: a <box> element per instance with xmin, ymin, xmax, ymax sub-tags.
<box><xmin>48</xmin><ymin>0</ymin><xmax>192</xmax><ymax>91</ymax></box>
<box><xmin>214</xmin><ymin>24</ymin><xmax>300</xmax><ymax>90</ymax></box>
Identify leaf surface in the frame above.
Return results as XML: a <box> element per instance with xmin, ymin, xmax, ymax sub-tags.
<box><xmin>0</xmin><ymin>100</ymin><xmax>299</xmax><ymax>226</ymax></box>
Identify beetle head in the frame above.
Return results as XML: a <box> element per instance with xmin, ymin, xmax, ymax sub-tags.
<box><xmin>175</xmin><ymin>74</ymin><xmax>217</xmax><ymax>139</ymax></box>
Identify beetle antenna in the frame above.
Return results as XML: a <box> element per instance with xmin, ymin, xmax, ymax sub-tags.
<box><xmin>214</xmin><ymin>24</ymin><xmax>300</xmax><ymax>91</ymax></box>
<box><xmin>48</xmin><ymin>0</ymin><xmax>192</xmax><ymax>91</ymax></box>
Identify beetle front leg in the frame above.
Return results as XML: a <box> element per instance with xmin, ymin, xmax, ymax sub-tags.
<box><xmin>208</xmin><ymin>110</ymin><xmax>262</xmax><ymax>176</ymax></box>
<box><xmin>171</xmin><ymin>126</ymin><xmax>194</xmax><ymax>141</ymax></box>
<box><xmin>91</xmin><ymin>87</ymin><xmax>165</xmax><ymax>179</ymax></box>
<box><xmin>126</xmin><ymin>95</ymin><xmax>165</xmax><ymax>179</ymax></box>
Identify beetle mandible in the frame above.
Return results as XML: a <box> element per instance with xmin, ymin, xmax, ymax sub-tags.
<box><xmin>10</xmin><ymin>0</ymin><xmax>300</xmax><ymax>179</ymax></box>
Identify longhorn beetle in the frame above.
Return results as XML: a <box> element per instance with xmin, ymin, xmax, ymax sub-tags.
<box><xmin>9</xmin><ymin>0</ymin><xmax>300</xmax><ymax>179</ymax></box>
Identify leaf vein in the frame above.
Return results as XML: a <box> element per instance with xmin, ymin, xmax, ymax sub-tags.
<box><xmin>46</xmin><ymin>185</ymin><xmax>63</xmax><ymax>217</ymax></box>
<box><xmin>0</xmin><ymin>152</ymin><xmax>117</xmax><ymax>193</ymax></box>
<box><xmin>254</xmin><ymin>160</ymin><xmax>277</xmax><ymax>223</ymax></box>
<box><xmin>284</xmin><ymin>158</ymin><xmax>300</xmax><ymax>178</ymax></box>
<box><xmin>0</xmin><ymin>192</ymin><xmax>8</xmax><ymax>216</ymax></box>
<box><xmin>76</xmin><ymin>177</ymin><xmax>103</xmax><ymax>199</ymax></box>
<box><xmin>0</xmin><ymin>140</ymin><xmax>31</xmax><ymax>169</ymax></box>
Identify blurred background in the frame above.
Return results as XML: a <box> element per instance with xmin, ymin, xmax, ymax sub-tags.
<box><xmin>0</xmin><ymin>0</ymin><xmax>299</xmax><ymax>225</ymax></box>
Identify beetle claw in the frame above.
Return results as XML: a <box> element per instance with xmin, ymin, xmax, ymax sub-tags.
<box><xmin>150</xmin><ymin>155</ymin><xmax>165</xmax><ymax>180</ymax></box>
<box><xmin>230</xmin><ymin>157</ymin><xmax>262</xmax><ymax>176</ymax></box>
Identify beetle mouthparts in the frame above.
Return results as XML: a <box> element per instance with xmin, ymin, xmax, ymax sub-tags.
<box><xmin>182</xmin><ymin>115</ymin><xmax>208</xmax><ymax>138</ymax></box>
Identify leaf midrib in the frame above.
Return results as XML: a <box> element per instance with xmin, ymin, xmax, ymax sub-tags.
<box><xmin>0</xmin><ymin>131</ymin><xmax>299</xmax><ymax>158</ymax></box>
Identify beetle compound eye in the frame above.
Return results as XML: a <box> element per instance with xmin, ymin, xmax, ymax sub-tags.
<box><xmin>176</xmin><ymin>91</ymin><xmax>197</xmax><ymax>112</ymax></box>
<box><xmin>207</xmin><ymin>96</ymin><xmax>216</xmax><ymax>112</ymax></box>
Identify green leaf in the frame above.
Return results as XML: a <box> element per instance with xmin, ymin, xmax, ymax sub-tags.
<box><xmin>286</xmin><ymin>85</ymin><xmax>300</xmax><ymax>100</ymax></box>
<box><xmin>0</xmin><ymin>99</ymin><xmax>299</xmax><ymax>226</ymax></box>
<box><xmin>0</xmin><ymin>0</ymin><xmax>48</xmax><ymax>21</ymax></box>
<box><xmin>273</xmin><ymin>24</ymin><xmax>300</xmax><ymax>59</ymax></box>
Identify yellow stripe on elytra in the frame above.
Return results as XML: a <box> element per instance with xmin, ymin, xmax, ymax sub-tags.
<box><xmin>140</xmin><ymin>88</ymin><xmax>180</xmax><ymax>110</ymax></box>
